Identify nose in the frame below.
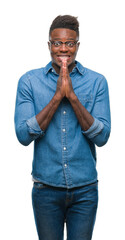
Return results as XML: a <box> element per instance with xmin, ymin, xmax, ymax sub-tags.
<box><xmin>59</xmin><ymin>43</ymin><xmax>68</xmax><ymax>52</ymax></box>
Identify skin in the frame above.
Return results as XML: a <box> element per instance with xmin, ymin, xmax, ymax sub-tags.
<box><xmin>48</xmin><ymin>28</ymin><xmax>79</xmax><ymax>74</ymax></box>
<box><xmin>36</xmin><ymin>28</ymin><xmax>94</xmax><ymax>131</ymax></box>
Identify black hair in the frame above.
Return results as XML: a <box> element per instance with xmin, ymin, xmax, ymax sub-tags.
<box><xmin>49</xmin><ymin>15</ymin><xmax>79</xmax><ymax>38</ymax></box>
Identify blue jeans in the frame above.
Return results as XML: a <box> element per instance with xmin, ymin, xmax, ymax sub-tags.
<box><xmin>32</xmin><ymin>181</ymin><xmax>98</xmax><ymax>240</ymax></box>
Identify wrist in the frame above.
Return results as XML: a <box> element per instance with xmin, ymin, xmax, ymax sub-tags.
<box><xmin>53</xmin><ymin>92</ymin><xmax>63</xmax><ymax>102</ymax></box>
<box><xmin>68</xmin><ymin>91</ymin><xmax>77</xmax><ymax>103</ymax></box>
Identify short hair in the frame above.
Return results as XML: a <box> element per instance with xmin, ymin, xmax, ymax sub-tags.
<box><xmin>49</xmin><ymin>15</ymin><xmax>79</xmax><ymax>38</ymax></box>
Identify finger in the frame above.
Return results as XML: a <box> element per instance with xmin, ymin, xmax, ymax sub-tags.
<box><xmin>59</xmin><ymin>63</ymin><xmax>64</xmax><ymax>77</ymax></box>
<box><xmin>62</xmin><ymin>64</ymin><xmax>69</xmax><ymax>77</ymax></box>
<box><xmin>62</xmin><ymin>59</ymin><xmax>68</xmax><ymax>71</ymax></box>
<box><xmin>62</xmin><ymin>58</ymin><xmax>68</xmax><ymax>68</ymax></box>
<box><xmin>60</xmin><ymin>59</ymin><xmax>69</xmax><ymax>78</ymax></box>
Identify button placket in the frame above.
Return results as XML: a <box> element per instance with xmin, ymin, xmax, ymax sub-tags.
<box><xmin>61</xmin><ymin>102</ymin><xmax>72</xmax><ymax>188</ymax></box>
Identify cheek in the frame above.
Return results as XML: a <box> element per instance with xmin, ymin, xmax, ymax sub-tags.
<box><xmin>51</xmin><ymin>53</ymin><xmax>56</xmax><ymax>61</ymax></box>
<box><xmin>73</xmin><ymin>51</ymin><xmax>78</xmax><ymax>60</ymax></box>
<box><xmin>50</xmin><ymin>50</ymin><xmax>58</xmax><ymax>59</ymax></box>
<box><xmin>70</xmin><ymin>49</ymin><xmax>77</xmax><ymax>56</ymax></box>
<box><xmin>50</xmin><ymin>46</ymin><xmax>57</xmax><ymax>53</ymax></box>
<box><xmin>70</xmin><ymin>52</ymin><xmax>77</xmax><ymax>60</ymax></box>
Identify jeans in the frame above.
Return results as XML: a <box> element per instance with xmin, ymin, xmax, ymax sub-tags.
<box><xmin>32</xmin><ymin>181</ymin><xmax>98</xmax><ymax>240</ymax></box>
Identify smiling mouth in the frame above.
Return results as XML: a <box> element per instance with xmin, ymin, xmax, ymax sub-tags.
<box><xmin>57</xmin><ymin>55</ymin><xmax>71</xmax><ymax>61</ymax></box>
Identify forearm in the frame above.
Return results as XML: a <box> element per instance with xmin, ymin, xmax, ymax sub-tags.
<box><xmin>68</xmin><ymin>93</ymin><xmax>94</xmax><ymax>131</ymax></box>
<box><xmin>36</xmin><ymin>93</ymin><xmax>62</xmax><ymax>130</ymax></box>
<box><xmin>68</xmin><ymin>92</ymin><xmax>110</xmax><ymax>147</ymax></box>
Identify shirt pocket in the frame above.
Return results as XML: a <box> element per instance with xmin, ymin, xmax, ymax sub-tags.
<box><xmin>76</xmin><ymin>93</ymin><xmax>93</xmax><ymax>112</ymax></box>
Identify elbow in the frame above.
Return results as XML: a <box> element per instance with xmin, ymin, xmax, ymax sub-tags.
<box><xmin>92</xmin><ymin>127</ymin><xmax>111</xmax><ymax>147</ymax></box>
<box><xmin>17</xmin><ymin>137</ymin><xmax>30</xmax><ymax>146</ymax></box>
<box><xmin>15</xmin><ymin>127</ymin><xmax>32</xmax><ymax>146</ymax></box>
<box><xmin>96</xmin><ymin>138</ymin><xmax>109</xmax><ymax>147</ymax></box>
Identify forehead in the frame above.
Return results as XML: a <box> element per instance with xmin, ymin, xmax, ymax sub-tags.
<box><xmin>50</xmin><ymin>28</ymin><xmax>78</xmax><ymax>40</ymax></box>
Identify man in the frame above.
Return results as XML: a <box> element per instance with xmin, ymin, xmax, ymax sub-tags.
<box><xmin>15</xmin><ymin>15</ymin><xmax>111</xmax><ymax>240</ymax></box>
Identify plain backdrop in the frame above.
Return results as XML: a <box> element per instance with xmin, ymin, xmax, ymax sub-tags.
<box><xmin>0</xmin><ymin>0</ymin><xmax>125</xmax><ymax>239</ymax></box>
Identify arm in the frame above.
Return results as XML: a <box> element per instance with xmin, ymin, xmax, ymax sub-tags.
<box><xmin>36</xmin><ymin>60</ymin><xmax>111</xmax><ymax>146</ymax></box>
<box><xmin>36</xmin><ymin>61</ymin><xmax>95</xmax><ymax>133</ymax></box>
<box><xmin>36</xmin><ymin>95</ymin><xmax>61</xmax><ymax>130</ymax></box>
<box><xmin>14</xmin><ymin>65</ymin><xmax>66</xmax><ymax>146</ymax></box>
<box><xmin>36</xmin><ymin>64</ymin><xmax>66</xmax><ymax>130</ymax></box>
<box><xmin>68</xmin><ymin>93</ymin><xmax>94</xmax><ymax>131</ymax></box>
<box><xmin>62</xmin><ymin>59</ymin><xmax>111</xmax><ymax>147</ymax></box>
<box><xmin>82</xmin><ymin>77</ymin><xmax>111</xmax><ymax>147</ymax></box>
<box><xmin>14</xmin><ymin>74</ymin><xmax>45</xmax><ymax>146</ymax></box>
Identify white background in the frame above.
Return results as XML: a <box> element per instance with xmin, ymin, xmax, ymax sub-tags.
<box><xmin>0</xmin><ymin>0</ymin><xmax>125</xmax><ymax>239</ymax></box>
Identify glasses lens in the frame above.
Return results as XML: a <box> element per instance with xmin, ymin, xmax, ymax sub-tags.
<box><xmin>66</xmin><ymin>42</ymin><xmax>75</xmax><ymax>47</ymax></box>
<box><xmin>50</xmin><ymin>41</ymin><xmax>77</xmax><ymax>48</ymax></box>
<box><xmin>51</xmin><ymin>41</ymin><xmax>61</xmax><ymax>47</ymax></box>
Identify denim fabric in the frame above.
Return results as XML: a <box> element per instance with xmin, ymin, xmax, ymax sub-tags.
<box><xmin>14</xmin><ymin>61</ymin><xmax>111</xmax><ymax>188</ymax></box>
<box><xmin>32</xmin><ymin>181</ymin><xmax>98</xmax><ymax>240</ymax></box>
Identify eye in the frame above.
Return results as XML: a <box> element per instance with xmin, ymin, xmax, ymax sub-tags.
<box><xmin>66</xmin><ymin>42</ymin><xmax>75</xmax><ymax>47</ymax></box>
<box><xmin>53</xmin><ymin>41</ymin><xmax>61</xmax><ymax>47</ymax></box>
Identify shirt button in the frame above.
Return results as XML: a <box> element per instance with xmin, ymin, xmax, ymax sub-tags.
<box><xmin>63</xmin><ymin>111</ymin><xmax>66</xmax><ymax>114</ymax></box>
<box><xmin>64</xmin><ymin>164</ymin><xmax>67</xmax><ymax>167</ymax></box>
<box><xmin>62</xmin><ymin>129</ymin><xmax>66</xmax><ymax>132</ymax></box>
<box><xmin>63</xmin><ymin>147</ymin><xmax>66</xmax><ymax>151</ymax></box>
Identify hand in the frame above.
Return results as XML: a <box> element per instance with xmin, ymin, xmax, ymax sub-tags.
<box><xmin>55</xmin><ymin>58</ymin><xmax>74</xmax><ymax>100</ymax></box>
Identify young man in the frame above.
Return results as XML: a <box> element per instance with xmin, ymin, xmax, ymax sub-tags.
<box><xmin>15</xmin><ymin>15</ymin><xmax>111</xmax><ymax>240</ymax></box>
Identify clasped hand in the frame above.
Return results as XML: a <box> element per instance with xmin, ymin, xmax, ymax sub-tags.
<box><xmin>56</xmin><ymin>59</ymin><xmax>74</xmax><ymax>100</ymax></box>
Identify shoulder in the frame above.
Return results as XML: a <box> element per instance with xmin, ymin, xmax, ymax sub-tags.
<box><xmin>84</xmin><ymin>66</ymin><xmax>106</xmax><ymax>81</ymax></box>
<box><xmin>17</xmin><ymin>66</ymin><xmax>45</xmax><ymax>89</ymax></box>
<box><xmin>77</xmin><ymin>61</ymin><xmax>107</xmax><ymax>83</ymax></box>
<box><xmin>20</xmin><ymin>67</ymin><xmax>44</xmax><ymax>82</ymax></box>
<box><xmin>83</xmin><ymin>66</ymin><xmax>108</xmax><ymax>89</ymax></box>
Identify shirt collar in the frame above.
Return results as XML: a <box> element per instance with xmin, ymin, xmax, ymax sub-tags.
<box><xmin>44</xmin><ymin>61</ymin><xmax>85</xmax><ymax>76</ymax></box>
<box><xmin>72</xmin><ymin>61</ymin><xmax>85</xmax><ymax>75</ymax></box>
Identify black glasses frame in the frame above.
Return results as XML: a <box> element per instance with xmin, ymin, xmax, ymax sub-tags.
<box><xmin>49</xmin><ymin>40</ymin><xmax>79</xmax><ymax>48</ymax></box>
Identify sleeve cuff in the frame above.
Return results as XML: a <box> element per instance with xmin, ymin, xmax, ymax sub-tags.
<box><xmin>82</xmin><ymin>118</ymin><xmax>104</xmax><ymax>139</ymax></box>
<box><xmin>26</xmin><ymin>116</ymin><xmax>45</xmax><ymax>136</ymax></box>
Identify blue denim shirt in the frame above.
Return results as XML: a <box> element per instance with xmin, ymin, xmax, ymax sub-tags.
<box><xmin>14</xmin><ymin>61</ymin><xmax>111</xmax><ymax>189</ymax></box>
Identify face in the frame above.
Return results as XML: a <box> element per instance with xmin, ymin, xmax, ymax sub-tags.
<box><xmin>48</xmin><ymin>28</ymin><xmax>80</xmax><ymax>73</ymax></box>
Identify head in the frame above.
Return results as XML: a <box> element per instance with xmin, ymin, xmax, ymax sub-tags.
<box><xmin>48</xmin><ymin>15</ymin><xmax>80</xmax><ymax>73</ymax></box>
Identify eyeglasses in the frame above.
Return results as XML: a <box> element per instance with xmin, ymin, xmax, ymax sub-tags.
<box><xmin>49</xmin><ymin>40</ymin><xmax>79</xmax><ymax>48</ymax></box>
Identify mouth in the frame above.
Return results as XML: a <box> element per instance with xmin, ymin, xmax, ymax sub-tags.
<box><xmin>56</xmin><ymin>55</ymin><xmax>71</xmax><ymax>62</ymax></box>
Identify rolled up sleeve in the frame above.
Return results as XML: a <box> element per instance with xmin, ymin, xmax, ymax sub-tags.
<box><xmin>14</xmin><ymin>74</ymin><xmax>45</xmax><ymax>146</ymax></box>
<box><xmin>26</xmin><ymin>116</ymin><xmax>44</xmax><ymax>136</ymax></box>
<box><xmin>82</xmin><ymin>118</ymin><xmax>104</xmax><ymax>138</ymax></box>
<box><xmin>82</xmin><ymin>77</ymin><xmax>111</xmax><ymax>147</ymax></box>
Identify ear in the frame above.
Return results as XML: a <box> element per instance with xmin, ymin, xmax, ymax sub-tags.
<box><xmin>77</xmin><ymin>42</ymin><xmax>80</xmax><ymax>49</ymax></box>
<box><xmin>48</xmin><ymin>41</ymin><xmax>51</xmax><ymax>50</ymax></box>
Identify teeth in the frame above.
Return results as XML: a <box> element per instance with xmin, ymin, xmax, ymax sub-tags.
<box><xmin>60</xmin><ymin>57</ymin><xmax>68</xmax><ymax>59</ymax></box>
<box><xmin>58</xmin><ymin>56</ymin><xmax>70</xmax><ymax>61</ymax></box>
<box><xmin>57</xmin><ymin>56</ymin><xmax>70</xmax><ymax>62</ymax></box>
